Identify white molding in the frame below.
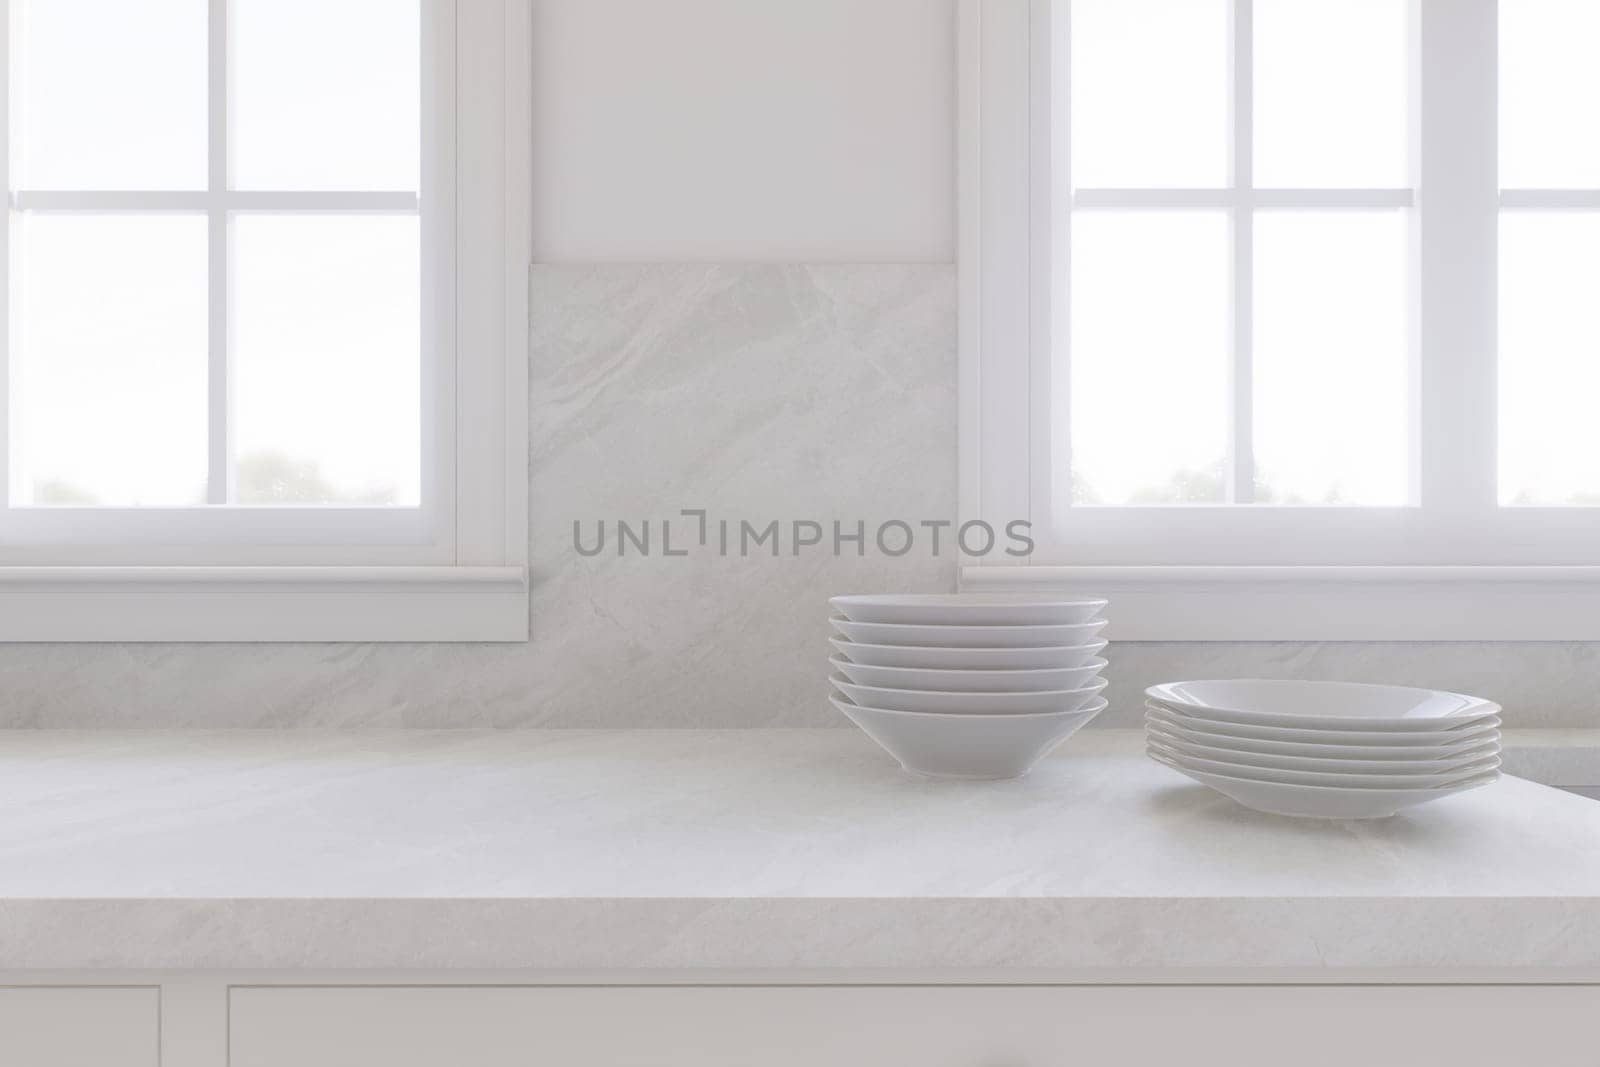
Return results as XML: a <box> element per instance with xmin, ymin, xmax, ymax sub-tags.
<box><xmin>454</xmin><ymin>0</ymin><xmax>532</xmax><ymax>569</ymax></box>
<box><xmin>957</xmin><ymin>0</ymin><xmax>983</xmax><ymax>535</ymax></box>
<box><xmin>1418</xmin><ymin>0</ymin><xmax>1497</xmax><ymax>521</ymax></box>
<box><xmin>976</xmin><ymin>0</ymin><xmax>1034</xmax><ymax>539</ymax></box>
<box><xmin>502</xmin><ymin>0</ymin><xmax>533</xmax><ymax>570</ymax></box>
<box><xmin>0</xmin><ymin>567</ymin><xmax>528</xmax><ymax>642</ymax></box>
<box><xmin>961</xmin><ymin>564</ymin><xmax>1600</xmax><ymax>641</ymax></box>
<box><xmin>0</xmin><ymin>0</ymin><xmax>11</xmax><ymax>512</ymax></box>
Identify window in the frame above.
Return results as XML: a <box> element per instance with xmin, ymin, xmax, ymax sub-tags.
<box><xmin>1499</xmin><ymin>0</ymin><xmax>1600</xmax><ymax>506</ymax></box>
<box><xmin>0</xmin><ymin>0</ymin><xmax>530</xmax><ymax>640</ymax></box>
<box><xmin>960</xmin><ymin>0</ymin><xmax>1600</xmax><ymax>639</ymax></box>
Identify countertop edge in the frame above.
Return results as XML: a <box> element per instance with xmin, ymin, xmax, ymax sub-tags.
<box><xmin>3</xmin><ymin>896</ymin><xmax>1598</xmax><ymax>972</ymax></box>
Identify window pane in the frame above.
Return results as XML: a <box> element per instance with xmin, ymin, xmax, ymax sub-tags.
<box><xmin>1501</xmin><ymin>0</ymin><xmax>1600</xmax><ymax>188</ymax></box>
<box><xmin>1070</xmin><ymin>212</ymin><xmax>1230</xmax><ymax>505</ymax></box>
<box><xmin>1253</xmin><ymin>212</ymin><xmax>1410</xmax><ymax>506</ymax></box>
<box><xmin>231</xmin><ymin>0</ymin><xmax>420</xmax><ymax>191</ymax></box>
<box><xmin>15</xmin><ymin>215</ymin><xmax>209</xmax><ymax>506</ymax></box>
<box><xmin>14</xmin><ymin>0</ymin><xmax>207</xmax><ymax>190</ymax></box>
<box><xmin>233</xmin><ymin>215</ymin><xmax>421</xmax><ymax>506</ymax></box>
<box><xmin>1254</xmin><ymin>0</ymin><xmax>1410</xmax><ymax>188</ymax></box>
<box><xmin>1500</xmin><ymin>214</ymin><xmax>1600</xmax><ymax>505</ymax></box>
<box><xmin>1070</xmin><ymin>0</ymin><xmax>1229</xmax><ymax>188</ymax></box>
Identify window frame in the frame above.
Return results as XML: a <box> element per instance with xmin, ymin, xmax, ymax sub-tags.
<box><xmin>0</xmin><ymin>0</ymin><xmax>530</xmax><ymax>641</ymax></box>
<box><xmin>959</xmin><ymin>0</ymin><xmax>1600</xmax><ymax>640</ymax></box>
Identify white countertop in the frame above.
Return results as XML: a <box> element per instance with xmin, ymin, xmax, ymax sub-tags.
<box><xmin>1</xmin><ymin>729</ymin><xmax>1598</xmax><ymax>972</ymax></box>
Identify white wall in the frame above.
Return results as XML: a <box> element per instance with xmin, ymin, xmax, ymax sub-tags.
<box><xmin>531</xmin><ymin>0</ymin><xmax>956</xmax><ymax>262</ymax></box>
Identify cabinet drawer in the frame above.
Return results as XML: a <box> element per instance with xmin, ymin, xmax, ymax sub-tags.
<box><xmin>231</xmin><ymin>984</ymin><xmax>1599</xmax><ymax>1067</ymax></box>
<box><xmin>0</xmin><ymin>987</ymin><xmax>159</xmax><ymax>1067</ymax></box>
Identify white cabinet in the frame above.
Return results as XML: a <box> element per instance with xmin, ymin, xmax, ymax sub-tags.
<box><xmin>229</xmin><ymin>984</ymin><xmax>1600</xmax><ymax>1067</ymax></box>
<box><xmin>0</xmin><ymin>987</ymin><xmax>159</xmax><ymax>1067</ymax></box>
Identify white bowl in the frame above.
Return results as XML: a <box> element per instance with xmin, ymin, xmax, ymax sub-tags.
<box><xmin>1145</xmin><ymin>724</ymin><xmax>1500</xmax><ymax>775</ymax></box>
<box><xmin>830</xmin><ymin>654</ymin><xmax>1106</xmax><ymax>694</ymax></box>
<box><xmin>830</xmin><ymin>674</ymin><xmax>1107</xmax><ymax>714</ymax></box>
<box><xmin>1147</xmin><ymin>749</ymin><xmax>1500</xmax><ymax>819</ymax></box>
<box><xmin>831</xmin><ymin>617</ymin><xmax>1108</xmax><ymax>649</ymax></box>
<box><xmin>1144</xmin><ymin>711</ymin><xmax>1502</xmax><ymax>761</ymax></box>
<box><xmin>829</xmin><ymin>594</ymin><xmax>1106</xmax><ymax>626</ymax></box>
<box><xmin>1146</xmin><ymin>679</ymin><xmax>1500</xmax><ymax>731</ymax></box>
<box><xmin>1146</xmin><ymin>702</ymin><xmax>1503</xmax><ymax>746</ymax></box>
<box><xmin>832</xmin><ymin>695</ymin><xmax>1106</xmax><ymax>779</ymax></box>
<box><xmin>1147</xmin><ymin>738</ymin><xmax>1501</xmax><ymax>789</ymax></box>
<box><xmin>830</xmin><ymin>637</ymin><xmax>1108</xmax><ymax>671</ymax></box>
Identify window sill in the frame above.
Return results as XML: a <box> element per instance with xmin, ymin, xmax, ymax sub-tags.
<box><xmin>960</xmin><ymin>565</ymin><xmax>1600</xmax><ymax>641</ymax></box>
<box><xmin>0</xmin><ymin>567</ymin><xmax>529</xmax><ymax>642</ymax></box>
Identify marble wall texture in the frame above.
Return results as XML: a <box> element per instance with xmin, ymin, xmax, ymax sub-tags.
<box><xmin>0</xmin><ymin>265</ymin><xmax>957</xmax><ymax>727</ymax></box>
<box><xmin>1</xmin><ymin>263</ymin><xmax>1597</xmax><ymax>728</ymax></box>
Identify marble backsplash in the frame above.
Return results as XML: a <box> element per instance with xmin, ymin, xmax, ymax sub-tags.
<box><xmin>0</xmin><ymin>265</ymin><xmax>957</xmax><ymax>727</ymax></box>
<box><xmin>0</xmin><ymin>263</ymin><xmax>1596</xmax><ymax>728</ymax></box>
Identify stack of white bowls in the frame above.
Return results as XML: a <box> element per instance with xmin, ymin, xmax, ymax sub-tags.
<box><xmin>828</xmin><ymin>594</ymin><xmax>1109</xmax><ymax>779</ymax></box>
<box><xmin>1146</xmin><ymin>679</ymin><xmax>1503</xmax><ymax>819</ymax></box>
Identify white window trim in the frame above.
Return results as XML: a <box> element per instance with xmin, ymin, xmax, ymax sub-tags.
<box><xmin>959</xmin><ymin>0</ymin><xmax>1600</xmax><ymax>640</ymax></box>
<box><xmin>0</xmin><ymin>0</ymin><xmax>531</xmax><ymax>641</ymax></box>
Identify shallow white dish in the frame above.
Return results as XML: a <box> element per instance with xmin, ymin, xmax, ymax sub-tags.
<box><xmin>1147</xmin><ymin>749</ymin><xmax>1500</xmax><ymax>819</ymax></box>
<box><xmin>830</xmin><ymin>674</ymin><xmax>1107</xmax><ymax>714</ymax></box>
<box><xmin>1147</xmin><ymin>738</ymin><xmax>1500</xmax><ymax>789</ymax></box>
<box><xmin>1145</xmin><ymin>707</ymin><xmax>1503</xmax><ymax>759</ymax></box>
<box><xmin>829</xmin><ymin>637</ymin><xmax>1107</xmax><ymax>671</ymax></box>
<box><xmin>829</xmin><ymin>594</ymin><xmax>1106</xmax><ymax>627</ymax></box>
<box><xmin>1146</xmin><ymin>724</ymin><xmax>1499</xmax><ymax>775</ymax></box>
<box><xmin>1147</xmin><ymin>679</ymin><xmax>1500</xmax><ymax>731</ymax></box>
<box><xmin>831</xmin><ymin>617</ymin><xmax>1107</xmax><ymax>649</ymax></box>
<box><xmin>831</xmin><ymin>695</ymin><xmax>1105</xmax><ymax>779</ymax></box>
<box><xmin>1147</xmin><ymin>701</ymin><xmax>1503</xmax><ymax>746</ymax></box>
<box><xmin>830</xmin><ymin>654</ymin><xmax>1106</xmax><ymax>694</ymax></box>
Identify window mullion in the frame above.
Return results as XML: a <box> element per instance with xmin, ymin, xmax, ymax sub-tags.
<box><xmin>1229</xmin><ymin>0</ymin><xmax>1254</xmax><ymax>505</ymax></box>
<box><xmin>1418</xmin><ymin>0</ymin><xmax>1498</xmax><ymax>517</ymax></box>
<box><xmin>206</xmin><ymin>0</ymin><xmax>231</xmax><ymax>506</ymax></box>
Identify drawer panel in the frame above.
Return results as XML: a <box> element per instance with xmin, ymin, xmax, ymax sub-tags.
<box><xmin>0</xmin><ymin>987</ymin><xmax>159</xmax><ymax>1067</ymax></box>
<box><xmin>231</xmin><ymin>984</ymin><xmax>1600</xmax><ymax>1067</ymax></box>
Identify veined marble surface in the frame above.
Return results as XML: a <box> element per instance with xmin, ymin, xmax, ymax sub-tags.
<box><xmin>0</xmin><ymin>265</ymin><xmax>957</xmax><ymax>728</ymax></box>
<box><xmin>1</xmin><ymin>729</ymin><xmax>1597</xmax><ymax>971</ymax></box>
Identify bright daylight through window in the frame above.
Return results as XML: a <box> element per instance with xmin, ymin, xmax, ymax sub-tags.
<box><xmin>1068</xmin><ymin>0</ymin><xmax>1411</xmax><ymax>507</ymax></box>
<box><xmin>1499</xmin><ymin>0</ymin><xmax>1600</xmax><ymax>505</ymax></box>
<box><xmin>0</xmin><ymin>0</ymin><xmax>530</xmax><ymax>642</ymax></box>
<box><xmin>8</xmin><ymin>0</ymin><xmax>422</xmax><ymax>511</ymax></box>
<box><xmin>1059</xmin><ymin>0</ymin><xmax>1600</xmax><ymax>513</ymax></box>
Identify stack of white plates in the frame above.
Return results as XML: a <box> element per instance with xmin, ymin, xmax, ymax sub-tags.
<box><xmin>828</xmin><ymin>594</ymin><xmax>1109</xmax><ymax>779</ymax></box>
<box><xmin>1146</xmin><ymin>679</ymin><xmax>1503</xmax><ymax>819</ymax></box>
